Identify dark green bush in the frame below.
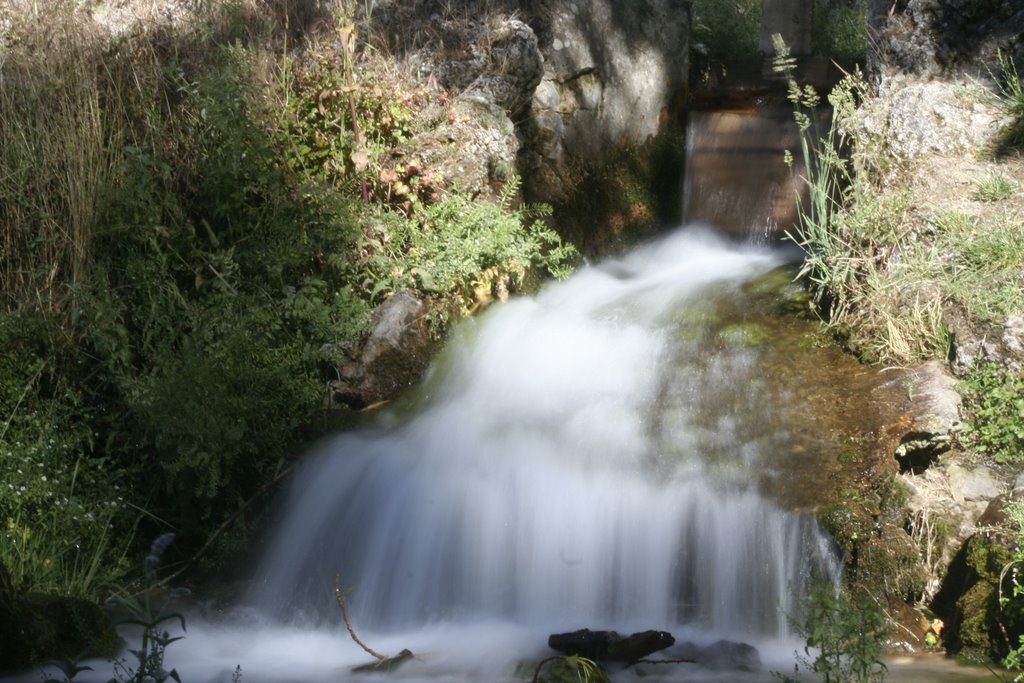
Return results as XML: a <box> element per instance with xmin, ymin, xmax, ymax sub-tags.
<box><xmin>0</xmin><ymin>314</ymin><xmax>134</xmax><ymax>598</ymax></box>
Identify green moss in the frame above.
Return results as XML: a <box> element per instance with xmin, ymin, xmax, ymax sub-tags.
<box><xmin>552</xmin><ymin>130</ymin><xmax>686</xmax><ymax>254</ymax></box>
<box><xmin>719</xmin><ymin>322</ymin><xmax>770</xmax><ymax>346</ymax></box>
<box><xmin>955</xmin><ymin>581</ymin><xmax>1001</xmax><ymax>659</ymax></box>
<box><xmin>817</xmin><ymin>502</ymin><xmax>872</xmax><ymax>561</ymax></box>
<box><xmin>856</xmin><ymin>526</ymin><xmax>928</xmax><ymax>601</ymax></box>
<box><xmin>0</xmin><ymin>591</ymin><xmax>117</xmax><ymax>674</ymax></box>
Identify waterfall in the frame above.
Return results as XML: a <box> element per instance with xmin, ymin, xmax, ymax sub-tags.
<box><xmin>251</xmin><ymin>227</ymin><xmax>841</xmax><ymax>648</ymax></box>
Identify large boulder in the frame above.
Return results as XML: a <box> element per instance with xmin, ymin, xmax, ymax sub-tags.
<box><xmin>400</xmin><ymin>15</ymin><xmax>544</xmax><ymax>202</ymax></box>
<box><xmin>548</xmin><ymin>629</ymin><xmax>675</xmax><ymax>663</ymax></box>
<box><xmin>851</xmin><ymin>76</ymin><xmax>1008</xmax><ymax>163</ymax></box>
<box><xmin>0</xmin><ymin>566</ymin><xmax>118</xmax><ymax>675</ymax></box>
<box><xmin>931</xmin><ymin>530</ymin><xmax>1023</xmax><ymax>660</ymax></box>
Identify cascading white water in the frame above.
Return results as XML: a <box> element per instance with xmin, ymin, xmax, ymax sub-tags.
<box><xmin>16</xmin><ymin>227</ymin><xmax>847</xmax><ymax>683</ymax></box>
<box><xmin>252</xmin><ymin>227</ymin><xmax>841</xmax><ymax>648</ymax></box>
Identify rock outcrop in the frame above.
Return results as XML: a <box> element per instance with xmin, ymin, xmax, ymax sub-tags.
<box><xmin>325</xmin><ymin>290</ymin><xmax>434</xmax><ymax>409</ymax></box>
<box><xmin>523</xmin><ymin>0</ymin><xmax>691</xmax><ymax>245</ymax></box>
<box><xmin>869</xmin><ymin>0</ymin><xmax>1024</xmax><ymax>81</ymax></box>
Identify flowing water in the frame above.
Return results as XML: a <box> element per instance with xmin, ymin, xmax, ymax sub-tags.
<box><xmin>683</xmin><ymin>107</ymin><xmax>804</xmax><ymax>239</ymax></box>
<box><xmin>22</xmin><ymin>107</ymin><xmax>997</xmax><ymax>682</ymax></box>
<box><xmin>253</xmin><ymin>228</ymin><xmax>839</xmax><ymax>640</ymax></box>
<box><xmin>151</xmin><ymin>227</ymin><xmax>852</xmax><ymax>683</ymax></box>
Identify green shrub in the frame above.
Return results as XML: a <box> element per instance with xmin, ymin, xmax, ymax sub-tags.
<box><xmin>692</xmin><ymin>0</ymin><xmax>763</xmax><ymax>58</ymax></box>
<box><xmin>0</xmin><ymin>314</ymin><xmax>134</xmax><ymax>598</ymax></box>
<box><xmin>812</xmin><ymin>0</ymin><xmax>868</xmax><ymax>62</ymax></box>
<box><xmin>1</xmin><ymin>0</ymin><xmax>579</xmax><ymax>593</ymax></box>
<box><xmin>1002</xmin><ymin>501</ymin><xmax>1024</xmax><ymax>680</ymax></box>
<box><xmin>777</xmin><ymin>581</ymin><xmax>888</xmax><ymax>683</ymax></box>
<box><xmin>130</xmin><ymin>303</ymin><xmax>321</xmax><ymax>526</ymax></box>
<box><xmin>959</xmin><ymin>362</ymin><xmax>1024</xmax><ymax>464</ymax></box>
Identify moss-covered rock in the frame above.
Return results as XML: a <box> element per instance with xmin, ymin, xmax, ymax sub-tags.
<box><xmin>539</xmin><ymin>130</ymin><xmax>687</xmax><ymax>254</ymax></box>
<box><xmin>0</xmin><ymin>582</ymin><xmax>117</xmax><ymax>675</ymax></box>
<box><xmin>932</xmin><ymin>531</ymin><xmax>1019</xmax><ymax>660</ymax></box>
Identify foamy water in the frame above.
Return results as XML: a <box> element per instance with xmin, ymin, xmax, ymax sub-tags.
<box><xmin>26</xmin><ymin>227</ymin><xmax>846</xmax><ymax>683</ymax></box>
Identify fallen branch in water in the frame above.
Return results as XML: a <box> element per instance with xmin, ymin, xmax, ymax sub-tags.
<box><xmin>334</xmin><ymin>573</ymin><xmax>387</xmax><ymax>661</ymax></box>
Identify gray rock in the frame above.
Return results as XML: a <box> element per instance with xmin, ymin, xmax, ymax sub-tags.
<box><xmin>869</xmin><ymin>0</ymin><xmax>1024</xmax><ymax>81</ymax></box>
<box><xmin>409</xmin><ymin>95</ymin><xmax>519</xmax><ymax>201</ymax></box>
<box><xmin>889</xmin><ymin>361</ymin><xmax>962</xmax><ymax>471</ymax></box>
<box><xmin>1003</xmin><ymin>316</ymin><xmax>1024</xmax><ymax>371</ymax></box>
<box><xmin>535</xmin><ymin>0</ymin><xmax>689</xmax><ymax>156</ymax></box>
<box><xmin>951</xmin><ymin>316</ymin><xmax>1024</xmax><ymax>375</ymax></box>
<box><xmin>674</xmin><ymin>639</ymin><xmax>761</xmax><ymax>670</ymax></box>
<box><xmin>328</xmin><ymin>290</ymin><xmax>433</xmax><ymax>408</ymax></box>
<box><xmin>862</xmin><ymin>78</ymin><xmax>1006</xmax><ymax>162</ymax></box>
<box><xmin>526</xmin><ymin>0</ymin><xmax>690</xmax><ymax>206</ymax></box>
<box><xmin>463</xmin><ymin>19</ymin><xmax>543</xmax><ymax>117</ymax></box>
<box><xmin>947</xmin><ymin>463</ymin><xmax>1003</xmax><ymax>503</ymax></box>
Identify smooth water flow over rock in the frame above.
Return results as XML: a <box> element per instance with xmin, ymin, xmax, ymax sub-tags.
<box><xmin>683</xmin><ymin>107</ymin><xmax>804</xmax><ymax>239</ymax></box>
<box><xmin>246</xmin><ymin>228</ymin><xmax>840</xmax><ymax>665</ymax></box>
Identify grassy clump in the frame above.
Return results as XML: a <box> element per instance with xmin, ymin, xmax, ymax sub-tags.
<box><xmin>0</xmin><ymin>0</ymin><xmax>576</xmax><ymax>601</ymax></box>
<box><xmin>776</xmin><ymin>34</ymin><xmax>1023</xmax><ymax>364</ymax></box>
<box><xmin>991</xmin><ymin>50</ymin><xmax>1024</xmax><ymax>154</ymax></box>
<box><xmin>973</xmin><ymin>171</ymin><xmax>1019</xmax><ymax>202</ymax></box>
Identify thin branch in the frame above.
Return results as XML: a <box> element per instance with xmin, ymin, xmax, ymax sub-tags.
<box><xmin>160</xmin><ymin>466</ymin><xmax>292</xmax><ymax>586</ymax></box>
<box><xmin>335</xmin><ymin>574</ymin><xmax>387</xmax><ymax>661</ymax></box>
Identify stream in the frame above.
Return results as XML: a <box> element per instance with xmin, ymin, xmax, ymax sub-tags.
<box><xmin>26</xmin><ymin>109</ymin><xmax>998</xmax><ymax>683</ymax></box>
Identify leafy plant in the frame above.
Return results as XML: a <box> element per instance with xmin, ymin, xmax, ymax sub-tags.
<box><xmin>1000</xmin><ymin>500</ymin><xmax>1024</xmax><ymax>681</ymax></box>
<box><xmin>776</xmin><ymin>581</ymin><xmax>888</xmax><ymax>683</ymax></box>
<box><xmin>531</xmin><ymin>655</ymin><xmax>609</xmax><ymax>683</ymax></box>
<box><xmin>692</xmin><ymin>0</ymin><xmax>763</xmax><ymax>58</ymax></box>
<box><xmin>959</xmin><ymin>362</ymin><xmax>1024</xmax><ymax>464</ymax></box>
<box><xmin>105</xmin><ymin>596</ymin><xmax>186</xmax><ymax>683</ymax></box>
<box><xmin>42</xmin><ymin>656</ymin><xmax>93</xmax><ymax>683</ymax></box>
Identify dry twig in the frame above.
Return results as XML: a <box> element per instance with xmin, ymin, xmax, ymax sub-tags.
<box><xmin>335</xmin><ymin>573</ymin><xmax>387</xmax><ymax>661</ymax></box>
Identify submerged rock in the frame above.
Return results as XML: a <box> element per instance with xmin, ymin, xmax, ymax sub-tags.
<box><xmin>673</xmin><ymin>639</ymin><xmax>761</xmax><ymax>670</ymax></box>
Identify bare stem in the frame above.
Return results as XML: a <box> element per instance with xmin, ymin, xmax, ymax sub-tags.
<box><xmin>335</xmin><ymin>574</ymin><xmax>387</xmax><ymax>661</ymax></box>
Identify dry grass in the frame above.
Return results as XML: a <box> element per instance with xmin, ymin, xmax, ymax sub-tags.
<box><xmin>0</xmin><ymin>0</ymin><xmax>306</xmax><ymax>315</ymax></box>
<box><xmin>0</xmin><ymin>2</ymin><xmax>116</xmax><ymax>313</ymax></box>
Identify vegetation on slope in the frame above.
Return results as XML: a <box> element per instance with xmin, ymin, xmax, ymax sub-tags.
<box><xmin>0</xmin><ymin>0</ymin><xmax>575</xmax><ymax>615</ymax></box>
